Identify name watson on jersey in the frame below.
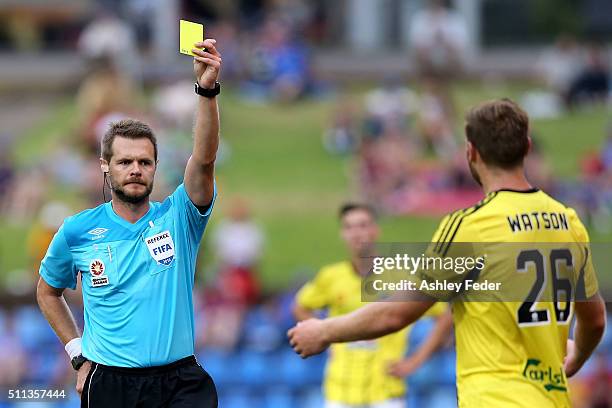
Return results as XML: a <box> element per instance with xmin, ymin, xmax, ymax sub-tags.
<box><xmin>507</xmin><ymin>211</ymin><xmax>569</xmax><ymax>232</ymax></box>
<box><xmin>372</xmin><ymin>278</ymin><xmax>501</xmax><ymax>293</ymax></box>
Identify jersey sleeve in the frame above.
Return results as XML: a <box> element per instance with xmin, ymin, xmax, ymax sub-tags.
<box><xmin>295</xmin><ymin>267</ymin><xmax>332</xmax><ymax>310</ymax></box>
<box><xmin>569</xmin><ymin>209</ymin><xmax>599</xmax><ymax>299</ymax></box>
<box><xmin>170</xmin><ymin>182</ymin><xmax>217</xmax><ymax>243</ymax></box>
<box><xmin>39</xmin><ymin>224</ymin><xmax>78</xmax><ymax>290</ymax></box>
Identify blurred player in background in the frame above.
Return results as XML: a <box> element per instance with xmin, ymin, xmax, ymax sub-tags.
<box><xmin>289</xmin><ymin>99</ymin><xmax>607</xmax><ymax>407</ymax></box>
<box><xmin>293</xmin><ymin>203</ymin><xmax>452</xmax><ymax>408</ymax></box>
<box><xmin>36</xmin><ymin>39</ymin><xmax>222</xmax><ymax>407</ymax></box>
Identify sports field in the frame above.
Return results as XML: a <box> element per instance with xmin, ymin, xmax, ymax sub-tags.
<box><xmin>1</xmin><ymin>81</ymin><xmax>609</xmax><ymax>290</ymax></box>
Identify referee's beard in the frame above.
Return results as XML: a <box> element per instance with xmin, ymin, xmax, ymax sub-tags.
<box><xmin>108</xmin><ymin>174</ymin><xmax>154</xmax><ymax>205</ymax></box>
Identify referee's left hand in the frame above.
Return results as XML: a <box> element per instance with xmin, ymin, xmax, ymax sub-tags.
<box><xmin>287</xmin><ymin>318</ymin><xmax>329</xmax><ymax>358</ymax></box>
<box><xmin>192</xmin><ymin>39</ymin><xmax>222</xmax><ymax>89</ymax></box>
<box><xmin>76</xmin><ymin>361</ymin><xmax>92</xmax><ymax>396</ymax></box>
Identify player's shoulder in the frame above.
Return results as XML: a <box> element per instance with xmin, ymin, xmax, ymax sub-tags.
<box><xmin>463</xmin><ymin>190</ymin><xmax>502</xmax><ymax>216</ymax></box>
<box><xmin>531</xmin><ymin>189</ymin><xmax>585</xmax><ymax>226</ymax></box>
<box><xmin>159</xmin><ymin>183</ymin><xmax>193</xmax><ymax>213</ymax></box>
<box><xmin>547</xmin><ymin>194</ymin><xmax>590</xmax><ymax>240</ymax></box>
<box><xmin>61</xmin><ymin>203</ymin><xmax>110</xmax><ymax>247</ymax></box>
<box><xmin>438</xmin><ymin>192</ymin><xmax>500</xmax><ymax>231</ymax></box>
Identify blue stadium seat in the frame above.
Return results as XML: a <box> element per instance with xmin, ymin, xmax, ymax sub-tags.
<box><xmin>406</xmin><ymin>391</ymin><xmax>420</xmax><ymax>408</ymax></box>
<box><xmin>263</xmin><ymin>386</ymin><xmax>294</xmax><ymax>407</ymax></box>
<box><xmin>234</xmin><ymin>351</ymin><xmax>274</xmax><ymax>387</ymax></box>
<box><xmin>426</xmin><ymin>385</ymin><xmax>457</xmax><ymax>408</ymax></box>
<box><xmin>197</xmin><ymin>349</ymin><xmax>235</xmax><ymax>388</ymax></box>
<box><xmin>13</xmin><ymin>306</ymin><xmax>57</xmax><ymax>351</ymax></box>
<box><xmin>220</xmin><ymin>390</ymin><xmax>262</xmax><ymax>408</ymax></box>
<box><xmin>277</xmin><ymin>348</ymin><xmax>324</xmax><ymax>389</ymax></box>
<box><xmin>297</xmin><ymin>386</ymin><xmax>324</xmax><ymax>408</ymax></box>
<box><xmin>25</xmin><ymin>350</ymin><xmax>63</xmax><ymax>384</ymax></box>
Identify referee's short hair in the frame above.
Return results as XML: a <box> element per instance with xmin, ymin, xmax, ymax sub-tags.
<box><xmin>101</xmin><ymin>119</ymin><xmax>158</xmax><ymax>163</ymax></box>
<box><xmin>465</xmin><ymin>98</ymin><xmax>530</xmax><ymax>169</ymax></box>
<box><xmin>339</xmin><ymin>203</ymin><xmax>378</xmax><ymax>221</ymax></box>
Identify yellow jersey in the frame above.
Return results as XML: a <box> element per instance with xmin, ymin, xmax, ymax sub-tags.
<box><xmin>296</xmin><ymin>260</ymin><xmax>446</xmax><ymax>404</ymax></box>
<box><xmin>418</xmin><ymin>188</ymin><xmax>599</xmax><ymax>408</ymax></box>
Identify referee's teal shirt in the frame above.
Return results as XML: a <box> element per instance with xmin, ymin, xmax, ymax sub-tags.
<box><xmin>39</xmin><ymin>183</ymin><xmax>216</xmax><ymax>367</ymax></box>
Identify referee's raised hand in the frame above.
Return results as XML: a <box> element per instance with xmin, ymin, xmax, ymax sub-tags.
<box><xmin>192</xmin><ymin>39</ymin><xmax>222</xmax><ymax>89</ymax></box>
<box><xmin>76</xmin><ymin>360</ymin><xmax>92</xmax><ymax>396</ymax></box>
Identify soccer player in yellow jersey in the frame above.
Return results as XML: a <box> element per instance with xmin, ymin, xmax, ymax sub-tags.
<box><xmin>293</xmin><ymin>203</ymin><xmax>452</xmax><ymax>408</ymax></box>
<box><xmin>289</xmin><ymin>99</ymin><xmax>607</xmax><ymax>407</ymax></box>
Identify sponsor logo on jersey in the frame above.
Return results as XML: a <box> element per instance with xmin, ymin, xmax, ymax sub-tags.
<box><xmin>89</xmin><ymin>259</ymin><xmax>109</xmax><ymax>287</ymax></box>
<box><xmin>88</xmin><ymin>228</ymin><xmax>108</xmax><ymax>240</ymax></box>
<box><xmin>144</xmin><ymin>230</ymin><xmax>176</xmax><ymax>266</ymax></box>
<box><xmin>90</xmin><ymin>259</ymin><xmax>105</xmax><ymax>276</ymax></box>
<box><xmin>522</xmin><ymin>359</ymin><xmax>567</xmax><ymax>392</ymax></box>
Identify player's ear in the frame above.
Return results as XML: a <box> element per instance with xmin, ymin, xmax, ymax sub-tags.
<box><xmin>526</xmin><ymin>136</ymin><xmax>533</xmax><ymax>155</ymax></box>
<box><xmin>466</xmin><ymin>141</ymin><xmax>477</xmax><ymax>162</ymax></box>
<box><xmin>100</xmin><ymin>158</ymin><xmax>109</xmax><ymax>174</ymax></box>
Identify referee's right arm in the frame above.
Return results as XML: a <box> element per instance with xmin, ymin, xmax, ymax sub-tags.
<box><xmin>36</xmin><ymin>278</ymin><xmax>81</xmax><ymax>345</ymax></box>
<box><xmin>37</xmin><ymin>278</ymin><xmax>92</xmax><ymax>395</ymax></box>
<box><xmin>37</xmin><ymin>222</ymin><xmax>92</xmax><ymax>395</ymax></box>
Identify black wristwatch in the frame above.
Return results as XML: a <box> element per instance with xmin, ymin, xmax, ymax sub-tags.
<box><xmin>194</xmin><ymin>81</ymin><xmax>221</xmax><ymax>98</ymax></box>
<box><xmin>71</xmin><ymin>354</ymin><xmax>88</xmax><ymax>371</ymax></box>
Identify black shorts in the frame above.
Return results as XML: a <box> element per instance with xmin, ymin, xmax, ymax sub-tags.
<box><xmin>81</xmin><ymin>356</ymin><xmax>218</xmax><ymax>408</ymax></box>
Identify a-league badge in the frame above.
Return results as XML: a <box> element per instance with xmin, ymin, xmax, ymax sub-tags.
<box><xmin>89</xmin><ymin>259</ymin><xmax>109</xmax><ymax>287</ymax></box>
<box><xmin>144</xmin><ymin>230</ymin><xmax>176</xmax><ymax>266</ymax></box>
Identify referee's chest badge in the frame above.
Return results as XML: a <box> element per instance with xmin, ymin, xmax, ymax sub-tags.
<box><xmin>89</xmin><ymin>259</ymin><xmax>109</xmax><ymax>287</ymax></box>
<box><xmin>145</xmin><ymin>230</ymin><xmax>176</xmax><ymax>266</ymax></box>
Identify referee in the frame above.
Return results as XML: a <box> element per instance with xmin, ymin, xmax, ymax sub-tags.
<box><xmin>36</xmin><ymin>38</ymin><xmax>222</xmax><ymax>407</ymax></box>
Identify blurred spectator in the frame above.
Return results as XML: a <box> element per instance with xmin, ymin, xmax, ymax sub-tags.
<box><xmin>213</xmin><ymin>197</ymin><xmax>265</xmax><ymax>271</ymax></box>
<box><xmin>417</xmin><ymin>78</ymin><xmax>457</xmax><ymax>159</ymax></box>
<box><xmin>357</xmin><ymin>130</ymin><xmax>417</xmax><ymax>210</ymax></box>
<box><xmin>0</xmin><ymin>314</ymin><xmax>26</xmax><ymax>387</ymax></box>
<box><xmin>270</xmin><ymin>0</ymin><xmax>315</xmax><ymax>30</ymax></box>
<box><xmin>208</xmin><ymin>21</ymin><xmax>243</xmax><ymax>81</ymax></box>
<box><xmin>241</xmin><ymin>17</ymin><xmax>312</xmax><ymax>103</ymax></box>
<box><xmin>196</xmin><ymin>289</ymin><xmax>245</xmax><ymax>351</ymax></box>
<box><xmin>213</xmin><ymin>197</ymin><xmax>264</xmax><ymax>306</ymax></box>
<box><xmin>584</xmin><ymin>353</ymin><xmax>612</xmax><ymax>408</ymax></box>
<box><xmin>364</xmin><ymin>76</ymin><xmax>419</xmax><ymax>134</ymax></box>
<box><xmin>524</xmin><ymin>137</ymin><xmax>555</xmax><ymax>194</ymax></box>
<box><xmin>241</xmin><ymin>295</ymin><xmax>286</xmax><ymax>352</ymax></box>
<box><xmin>322</xmin><ymin>96</ymin><xmax>359</xmax><ymax>155</ymax></box>
<box><xmin>601</xmin><ymin>125</ymin><xmax>612</xmax><ymax>171</ymax></box>
<box><xmin>0</xmin><ymin>137</ymin><xmax>16</xmax><ymax>211</ymax></box>
<box><xmin>567</xmin><ymin>44</ymin><xmax>611</xmax><ymax>108</ymax></box>
<box><xmin>75</xmin><ymin>57</ymin><xmax>136</xmax><ymax>154</ymax></box>
<box><xmin>27</xmin><ymin>201</ymin><xmax>72</xmax><ymax>275</ymax></box>
<box><xmin>409</xmin><ymin>0</ymin><xmax>469</xmax><ymax>80</ymax></box>
<box><xmin>537</xmin><ymin>34</ymin><xmax>583</xmax><ymax>103</ymax></box>
<box><xmin>1</xmin><ymin>166</ymin><xmax>50</xmax><ymax>223</ymax></box>
<box><xmin>153</xmin><ymin>80</ymin><xmax>197</xmax><ymax>128</ymax></box>
<box><xmin>77</xmin><ymin>7</ymin><xmax>140</xmax><ymax>83</ymax></box>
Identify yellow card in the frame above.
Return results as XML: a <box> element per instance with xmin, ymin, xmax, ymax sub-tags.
<box><xmin>179</xmin><ymin>20</ymin><xmax>203</xmax><ymax>56</ymax></box>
